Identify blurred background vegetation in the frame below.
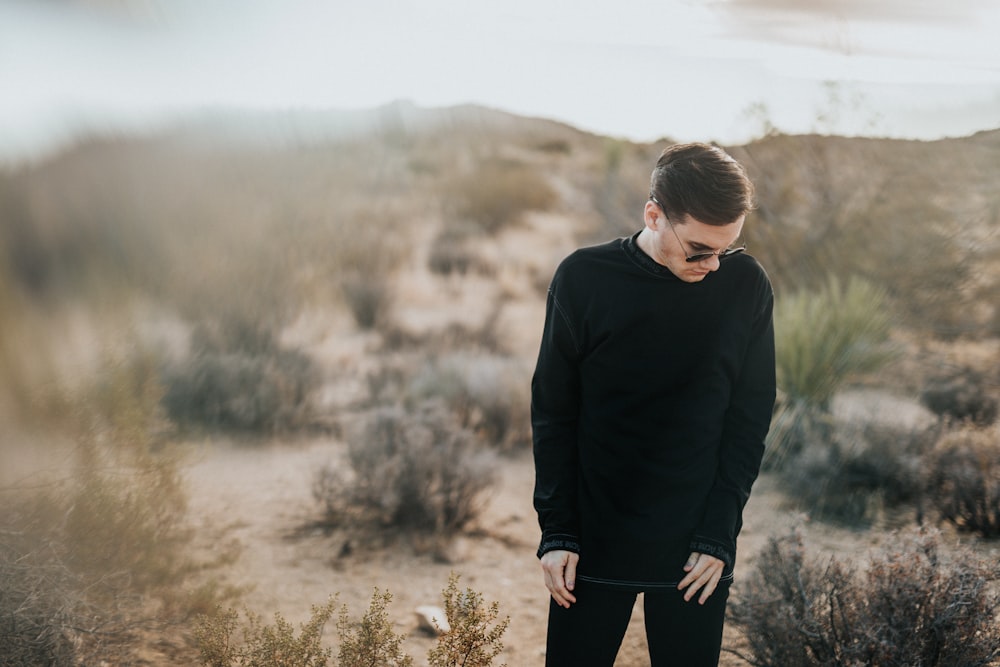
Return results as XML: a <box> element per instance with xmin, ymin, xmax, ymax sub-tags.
<box><xmin>1</xmin><ymin>104</ymin><xmax>998</xmax><ymax>664</ymax></box>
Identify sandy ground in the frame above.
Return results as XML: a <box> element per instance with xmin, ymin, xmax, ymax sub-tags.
<box><xmin>179</xmin><ymin>431</ymin><xmax>898</xmax><ymax>667</ymax></box>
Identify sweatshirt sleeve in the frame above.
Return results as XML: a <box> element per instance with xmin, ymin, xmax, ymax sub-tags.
<box><xmin>531</xmin><ymin>281</ymin><xmax>583</xmax><ymax>558</ymax></box>
<box><xmin>690</xmin><ymin>279</ymin><xmax>776</xmax><ymax>568</ymax></box>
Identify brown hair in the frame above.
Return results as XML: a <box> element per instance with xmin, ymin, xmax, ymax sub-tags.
<box><xmin>649</xmin><ymin>143</ymin><xmax>755</xmax><ymax>225</ymax></box>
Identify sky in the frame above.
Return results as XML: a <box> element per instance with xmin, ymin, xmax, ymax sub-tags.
<box><xmin>1</xmin><ymin>0</ymin><xmax>999</xmax><ymax>164</ymax></box>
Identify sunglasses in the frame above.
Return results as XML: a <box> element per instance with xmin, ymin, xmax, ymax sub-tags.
<box><xmin>650</xmin><ymin>196</ymin><xmax>746</xmax><ymax>263</ymax></box>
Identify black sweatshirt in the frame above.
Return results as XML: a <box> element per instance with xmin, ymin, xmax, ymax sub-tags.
<box><xmin>531</xmin><ymin>231</ymin><xmax>775</xmax><ymax>590</ymax></box>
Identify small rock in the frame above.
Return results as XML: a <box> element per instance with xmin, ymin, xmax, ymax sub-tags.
<box><xmin>415</xmin><ymin>605</ymin><xmax>450</xmax><ymax>636</ymax></box>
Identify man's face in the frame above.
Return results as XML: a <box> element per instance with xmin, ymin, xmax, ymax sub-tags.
<box><xmin>642</xmin><ymin>200</ymin><xmax>745</xmax><ymax>283</ymax></box>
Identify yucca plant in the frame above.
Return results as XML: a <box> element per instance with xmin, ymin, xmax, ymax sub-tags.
<box><xmin>765</xmin><ymin>275</ymin><xmax>895</xmax><ymax>469</ymax></box>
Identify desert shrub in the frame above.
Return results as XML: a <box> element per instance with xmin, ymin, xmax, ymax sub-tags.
<box><xmin>444</xmin><ymin>160</ymin><xmax>557</xmax><ymax>234</ymax></box>
<box><xmin>163</xmin><ymin>319</ymin><xmax>319</xmax><ymax>432</ymax></box>
<box><xmin>924</xmin><ymin>425</ymin><xmax>1000</xmax><ymax>537</ymax></box>
<box><xmin>0</xmin><ymin>499</ymin><xmax>119</xmax><ymax>667</ymax></box>
<box><xmin>336</xmin><ymin>589</ymin><xmax>412</xmax><ymax>667</ymax></box>
<box><xmin>379</xmin><ymin>314</ymin><xmax>505</xmax><ymax>357</ymax></box>
<box><xmin>0</xmin><ymin>355</ymin><xmax>199</xmax><ymax>665</ymax></box>
<box><xmin>765</xmin><ymin>275</ymin><xmax>894</xmax><ymax>470</ymax></box>
<box><xmin>782</xmin><ymin>421</ymin><xmax>935</xmax><ymax>526</ymax></box>
<box><xmin>532</xmin><ymin>137</ymin><xmax>572</xmax><ymax>154</ymax></box>
<box><xmin>920</xmin><ymin>367</ymin><xmax>999</xmax><ymax>425</ymax></box>
<box><xmin>428</xmin><ymin>573</ymin><xmax>509</xmax><ymax>667</ymax></box>
<box><xmin>341</xmin><ymin>270</ymin><xmax>394</xmax><ymax>330</ymax></box>
<box><xmin>728</xmin><ymin>528</ymin><xmax>1000</xmax><ymax>666</ymax></box>
<box><xmin>195</xmin><ymin>597</ymin><xmax>338</xmax><ymax>667</ymax></box>
<box><xmin>62</xmin><ymin>354</ymin><xmax>191</xmax><ymax>592</ymax></box>
<box><xmin>427</xmin><ymin>225</ymin><xmax>496</xmax><ymax>277</ymax></box>
<box><xmin>313</xmin><ymin>402</ymin><xmax>496</xmax><ymax>538</ymax></box>
<box><xmin>196</xmin><ymin>578</ymin><xmax>508</xmax><ymax>667</ymax></box>
<box><xmin>428</xmin><ymin>228</ymin><xmax>476</xmax><ymax>275</ymax></box>
<box><xmin>407</xmin><ymin>354</ymin><xmax>531</xmax><ymax>451</ymax></box>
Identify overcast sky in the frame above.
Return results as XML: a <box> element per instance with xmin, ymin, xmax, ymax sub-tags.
<box><xmin>1</xmin><ymin>0</ymin><xmax>999</xmax><ymax>164</ymax></box>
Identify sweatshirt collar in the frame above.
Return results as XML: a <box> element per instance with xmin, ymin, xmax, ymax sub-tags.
<box><xmin>623</xmin><ymin>230</ymin><xmax>680</xmax><ymax>280</ymax></box>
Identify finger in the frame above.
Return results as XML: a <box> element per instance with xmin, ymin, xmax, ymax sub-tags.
<box><xmin>682</xmin><ymin>568</ymin><xmax>715</xmax><ymax>602</ymax></box>
<box><xmin>683</xmin><ymin>552</ymin><xmax>699</xmax><ymax>572</ymax></box>
<box><xmin>678</xmin><ymin>555</ymin><xmax>705</xmax><ymax>590</ymax></box>
<box><xmin>564</xmin><ymin>553</ymin><xmax>579</xmax><ymax>592</ymax></box>
<box><xmin>697</xmin><ymin>569</ymin><xmax>722</xmax><ymax>605</ymax></box>
<box><xmin>549</xmin><ymin>573</ymin><xmax>577</xmax><ymax>607</ymax></box>
<box><xmin>547</xmin><ymin>579</ymin><xmax>574</xmax><ymax>608</ymax></box>
<box><xmin>541</xmin><ymin>557</ymin><xmax>577</xmax><ymax>607</ymax></box>
<box><xmin>690</xmin><ymin>566</ymin><xmax>722</xmax><ymax>604</ymax></box>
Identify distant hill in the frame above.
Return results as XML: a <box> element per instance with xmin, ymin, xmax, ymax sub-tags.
<box><xmin>2</xmin><ymin>104</ymin><xmax>997</xmax><ymax>338</ymax></box>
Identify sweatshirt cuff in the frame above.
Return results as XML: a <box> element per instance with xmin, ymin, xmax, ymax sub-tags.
<box><xmin>688</xmin><ymin>537</ymin><xmax>734</xmax><ymax>569</ymax></box>
<box><xmin>537</xmin><ymin>534</ymin><xmax>581</xmax><ymax>559</ymax></box>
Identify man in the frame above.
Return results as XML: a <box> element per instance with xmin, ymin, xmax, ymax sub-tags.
<box><xmin>531</xmin><ymin>142</ymin><xmax>775</xmax><ymax>666</ymax></box>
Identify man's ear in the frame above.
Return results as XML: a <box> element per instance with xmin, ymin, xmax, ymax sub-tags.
<box><xmin>643</xmin><ymin>200</ymin><xmax>661</xmax><ymax>230</ymax></box>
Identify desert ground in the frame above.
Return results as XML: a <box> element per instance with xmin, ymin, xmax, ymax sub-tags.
<box><xmin>178</xmin><ymin>400</ymin><xmax>936</xmax><ymax>667</ymax></box>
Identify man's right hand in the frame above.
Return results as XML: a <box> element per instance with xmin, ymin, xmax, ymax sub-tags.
<box><xmin>540</xmin><ymin>549</ymin><xmax>579</xmax><ymax>608</ymax></box>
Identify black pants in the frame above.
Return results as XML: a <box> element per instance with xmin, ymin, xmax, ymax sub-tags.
<box><xmin>544</xmin><ymin>579</ymin><xmax>730</xmax><ymax>666</ymax></box>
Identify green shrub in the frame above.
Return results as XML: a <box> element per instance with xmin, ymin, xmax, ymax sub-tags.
<box><xmin>428</xmin><ymin>573</ymin><xmax>509</xmax><ymax>667</ymax></box>
<box><xmin>765</xmin><ymin>275</ymin><xmax>894</xmax><ymax>469</ymax></box>
<box><xmin>728</xmin><ymin>528</ymin><xmax>1000</xmax><ymax>666</ymax></box>
<box><xmin>313</xmin><ymin>402</ymin><xmax>496</xmax><ymax>539</ymax></box>
<box><xmin>163</xmin><ymin>320</ymin><xmax>319</xmax><ymax>432</ymax></box>
<box><xmin>336</xmin><ymin>589</ymin><xmax>412</xmax><ymax>667</ymax></box>
<box><xmin>195</xmin><ymin>578</ymin><xmax>509</xmax><ymax>667</ymax></box>
<box><xmin>195</xmin><ymin>597</ymin><xmax>338</xmax><ymax>667</ymax></box>
<box><xmin>924</xmin><ymin>425</ymin><xmax>1000</xmax><ymax>538</ymax></box>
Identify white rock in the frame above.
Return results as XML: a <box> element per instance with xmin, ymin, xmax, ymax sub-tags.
<box><xmin>415</xmin><ymin>605</ymin><xmax>450</xmax><ymax>635</ymax></box>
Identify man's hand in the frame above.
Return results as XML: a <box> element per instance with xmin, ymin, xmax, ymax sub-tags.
<box><xmin>677</xmin><ymin>552</ymin><xmax>725</xmax><ymax>605</ymax></box>
<box><xmin>540</xmin><ymin>549</ymin><xmax>579</xmax><ymax>608</ymax></box>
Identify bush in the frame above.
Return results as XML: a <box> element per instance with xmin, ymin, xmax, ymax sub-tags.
<box><xmin>313</xmin><ymin>402</ymin><xmax>496</xmax><ymax>539</ymax></box>
<box><xmin>444</xmin><ymin>160</ymin><xmax>557</xmax><ymax>234</ymax></box>
<box><xmin>195</xmin><ymin>597</ymin><xmax>338</xmax><ymax>667</ymax></box>
<box><xmin>428</xmin><ymin>573</ymin><xmax>509</xmax><ymax>667</ymax></box>
<box><xmin>427</xmin><ymin>226</ymin><xmax>486</xmax><ymax>276</ymax></box>
<box><xmin>728</xmin><ymin>528</ymin><xmax>1000</xmax><ymax>666</ymax></box>
<box><xmin>0</xmin><ymin>502</ymin><xmax>107</xmax><ymax>667</ymax></box>
<box><xmin>920</xmin><ymin>367</ymin><xmax>999</xmax><ymax>426</ymax></box>
<box><xmin>924</xmin><ymin>425</ymin><xmax>1000</xmax><ymax>538</ymax></box>
<box><xmin>341</xmin><ymin>271</ymin><xmax>394</xmax><ymax>330</ymax></box>
<box><xmin>0</xmin><ymin>355</ymin><xmax>199</xmax><ymax>665</ymax></box>
<box><xmin>407</xmin><ymin>354</ymin><xmax>531</xmax><ymax>451</ymax></box>
<box><xmin>765</xmin><ymin>275</ymin><xmax>894</xmax><ymax>469</ymax></box>
<box><xmin>163</xmin><ymin>320</ymin><xmax>319</xmax><ymax>432</ymax></box>
<box><xmin>782</xmin><ymin>421</ymin><xmax>935</xmax><ymax>526</ymax></box>
<box><xmin>195</xmin><ymin>578</ymin><xmax>509</xmax><ymax>667</ymax></box>
<box><xmin>336</xmin><ymin>589</ymin><xmax>412</xmax><ymax>667</ymax></box>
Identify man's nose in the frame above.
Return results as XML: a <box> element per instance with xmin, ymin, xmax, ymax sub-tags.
<box><xmin>703</xmin><ymin>255</ymin><xmax>722</xmax><ymax>271</ymax></box>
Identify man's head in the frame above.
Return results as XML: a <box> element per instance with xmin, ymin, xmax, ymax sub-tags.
<box><xmin>639</xmin><ymin>143</ymin><xmax>755</xmax><ymax>282</ymax></box>
<box><xmin>648</xmin><ymin>143</ymin><xmax>755</xmax><ymax>226</ymax></box>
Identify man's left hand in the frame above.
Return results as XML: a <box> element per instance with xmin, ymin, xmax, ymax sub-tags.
<box><xmin>677</xmin><ymin>552</ymin><xmax>725</xmax><ymax>604</ymax></box>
